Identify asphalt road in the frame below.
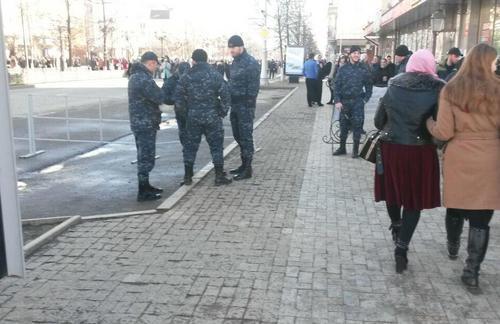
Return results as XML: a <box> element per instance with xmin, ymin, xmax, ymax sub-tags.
<box><xmin>17</xmin><ymin>86</ymin><xmax>293</xmax><ymax>219</ymax></box>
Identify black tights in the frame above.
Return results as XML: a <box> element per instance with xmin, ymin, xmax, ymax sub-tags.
<box><xmin>386</xmin><ymin>204</ymin><xmax>421</xmax><ymax>254</ymax></box>
<box><xmin>447</xmin><ymin>208</ymin><xmax>493</xmax><ymax>229</ymax></box>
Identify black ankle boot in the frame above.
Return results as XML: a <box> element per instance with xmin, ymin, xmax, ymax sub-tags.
<box><xmin>137</xmin><ymin>180</ymin><xmax>162</xmax><ymax>202</ymax></box>
<box><xmin>229</xmin><ymin>162</ymin><xmax>244</xmax><ymax>175</ymax></box>
<box><xmin>183</xmin><ymin>163</ymin><xmax>194</xmax><ymax>186</ymax></box>
<box><xmin>144</xmin><ymin>177</ymin><xmax>163</xmax><ymax>193</ymax></box>
<box><xmin>233</xmin><ymin>158</ymin><xmax>252</xmax><ymax>181</ymax></box>
<box><xmin>462</xmin><ymin>227</ymin><xmax>489</xmax><ymax>289</ymax></box>
<box><xmin>395</xmin><ymin>246</ymin><xmax>408</xmax><ymax>274</ymax></box>
<box><xmin>333</xmin><ymin>140</ymin><xmax>347</xmax><ymax>156</ymax></box>
<box><xmin>214</xmin><ymin>165</ymin><xmax>232</xmax><ymax>186</ymax></box>
<box><xmin>352</xmin><ymin>140</ymin><xmax>360</xmax><ymax>158</ymax></box>
<box><xmin>446</xmin><ymin>210</ymin><xmax>464</xmax><ymax>260</ymax></box>
<box><xmin>389</xmin><ymin>221</ymin><xmax>402</xmax><ymax>244</ymax></box>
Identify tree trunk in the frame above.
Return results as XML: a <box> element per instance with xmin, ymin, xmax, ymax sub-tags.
<box><xmin>65</xmin><ymin>0</ymin><xmax>72</xmax><ymax>67</ymax></box>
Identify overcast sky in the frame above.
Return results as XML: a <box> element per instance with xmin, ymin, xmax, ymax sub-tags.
<box><xmin>1</xmin><ymin>0</ymin><xmax>380</xmax><ymax>54</ymax></box>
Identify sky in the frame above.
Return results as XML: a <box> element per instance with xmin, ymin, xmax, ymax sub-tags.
<box><xmin>1</xmin><ymin>0</ymin><xmax>380</xmax><ymax>55</ymax></box>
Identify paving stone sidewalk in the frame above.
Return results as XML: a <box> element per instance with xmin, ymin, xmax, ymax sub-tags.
<box><xmin>0</xmin><ymin>84</ymin><xmax>498</xmax><ymax>323</ymax></box>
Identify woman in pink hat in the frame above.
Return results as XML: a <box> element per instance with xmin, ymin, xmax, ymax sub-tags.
<box><xmin>374</xmin><ymin>49</ymin><xmax>445</xmax><ymax>273</ymax></box>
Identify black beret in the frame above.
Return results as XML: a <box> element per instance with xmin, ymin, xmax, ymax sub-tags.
<box><xmin>140</xmin><ymin>51</ymin><xmax>159</xmax><ymax>63</ymax></box>
<box><xmin>228</xmin><ymin>35</ymin><xmax>244</xmax><ymax>48</ymax></box>
<box><xmin>349</xmin><ymin>46</ymin><xmax>362</xmax><ymax>54</ymax></box>
<box><xmin>447</xmin><ymin>47</ymin><xmax>463</xmax><ymax>56</ymax></box>
<box><xmin>395</xmin><ymin>45</ymin><xmax>410</xmax><ymax>57</ymax></box>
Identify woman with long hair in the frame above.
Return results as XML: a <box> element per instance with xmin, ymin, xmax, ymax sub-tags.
<box><xmin>374</xmin><ymin>49</ymin><xmax>445</xmax><ymax>273</ymax></box>
<box><xmin>427</xmin><ymin>43</ymin><xmax>500</xmax><ymax>289</ymax></box>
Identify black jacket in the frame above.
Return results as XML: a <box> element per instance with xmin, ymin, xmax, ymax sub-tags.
<box><xmin>374</xmin><ymin>72</ymin><xmax>445</xmax><ymax>145</ymax></box>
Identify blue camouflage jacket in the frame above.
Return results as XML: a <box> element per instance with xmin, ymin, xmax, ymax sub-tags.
<box><xmin>163</xmin><ymin>62</ymin><xmax>191</xmax><ymax>116</ymax></box>
<box><xmin>228</xmin><ymin>50</ymin><xmax>261</xmax><ymax>105</ymax></box>
<box><xmin>175</xmin><ymin>62</ymin><xmax>231</xmax><ymax>123</ymax></box>
<box><xmin>128</xmin><ymin>63</ymin><xmax>168</xmax><ymax>132</ymax></box>
<box><xmin>334</xmin><ymin>62</ymin><xmax>373</xmax><ymax>104</ymax></box>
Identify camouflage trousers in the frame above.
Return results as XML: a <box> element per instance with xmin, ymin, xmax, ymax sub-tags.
<box><xmin>184</xmin><ymin>118</ymin><xmax>225</xmax><ymax>167</ymax></box>
<box><xmin>133</xmin><ymin>130</ymin><xmax>157</xmax><ymax>181</ymax></box>
<box><xmin>176</xmin><ymin>114</ymin><xmax>187</xmax><ymax>150</ymax></box>
<box><xmin>339</xmin><ymin>98</ymin><xmax>365</xmax><ymax>142</ymax></box>
<box><xmin>230</xmin><ymin>103</ymin><xmax>256</xmax><ymax>160</ymax></box>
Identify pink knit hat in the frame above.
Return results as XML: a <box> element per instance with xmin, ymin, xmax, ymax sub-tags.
<box><xmin>405</xmin><ymin>49</ymin><xmax>438</xmax><ymax>77</ymax></box>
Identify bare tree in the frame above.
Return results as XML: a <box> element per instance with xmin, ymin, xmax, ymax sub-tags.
<box><xmin>65</xmin><ymin>0</ymin><xmax>73</xmax><ymax>67</ymax></box>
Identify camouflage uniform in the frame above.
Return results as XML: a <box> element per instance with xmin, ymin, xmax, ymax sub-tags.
<box><xmin>175</xmin><ymin>62</ymin><xmax>231</xmax><ymax>167</ymax></box>
<box><xmin>228</xmin><ymin>50</ymin><xmax>261</xmax><ymax>161</ymax></box>
<box><xmin>128</xmin><ymin>63</ymin><xmax>167</xmax><ymax>182</ymax></box>
<box><xmin>334</xmin><ymin>62</ymin><xmax>373</xmax><ymax>142</ymax></box>
<box><xmin>163</xmin><ymin>62</ymin><xmax>191</xmax><ymax>149</ymax></box>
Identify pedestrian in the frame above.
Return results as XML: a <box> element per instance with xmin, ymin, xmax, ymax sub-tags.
<box><xmin>327</xmin><ymin>56</ymin><xmax>348</xmax><ymax>105</ymax></box>
<box><xmin>128</xmin><ymin>51</ymin><xmax>169</xmax><ymax>201</ymax></box>
<box><xmin>175</xmin><ymin>49</ymin><xmax>233</xmax><ymax>186</ymax></box>
<box><xmin>437</xmin><ymin>47</ymin><xmax>463</xmax><ymax>80</ymax></box>
<box><xmin>374</xmin><ymin>49</ymin><xmax>445</xmax><ymax>273</ymax></box>
<box><xmin>426</xmin><ymin>43</ymin><xmax>500</xmax><ymax>289</ymax></box>
<box><xmin>373</xmin><ymin>58</ymin><xmax>395</xmax><ymax>87</ymax></box>
<box><xmin>227</xmin><ymin>35</ymin><xmax>261</xmax><ymax>181</ymax></box>
<box><xmin>317</xmin><ymin>59</ymin><xmax>331</xmax><ymax>107</ymax></box>
<box><xmin>394</xmin><ymin>45</ymin><xmax>412</xmax><ymax>74</ymax></box>
<box><xmin>303</xmin><ymin>53</ymin><xmax>320</xmax><ymax>107</ymax></box>
<box><xmin>163</xmin><ymin>62</ymin><xmax>191</xmax><ymax>171</ymax></box>
<box><xmin>333</xmin><ymin>45</ymin><xmax>373</xmax><ymax>158</ymax></box>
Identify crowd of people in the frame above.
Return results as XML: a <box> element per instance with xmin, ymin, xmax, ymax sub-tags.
<box><xmin>127</xmin><ymin>35</ymin><xmax>260</xmax><ymax>202</ymax></box>
<box><xmin>326</xmin><ymin>41</ymin><xmax>499</xmax><ymax>289</ymax></box>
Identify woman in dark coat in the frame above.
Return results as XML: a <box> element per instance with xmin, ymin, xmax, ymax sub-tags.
<box><xmin>374</xmin><ymin>49</ymin><xmax>445</xmax><ymax>273</ymax></box>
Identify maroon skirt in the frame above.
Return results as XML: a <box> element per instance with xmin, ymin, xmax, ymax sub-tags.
<box><xmin>375</xmin><ymin>142</ymin><xmax>441</xmax><ymax>210</ymax></box>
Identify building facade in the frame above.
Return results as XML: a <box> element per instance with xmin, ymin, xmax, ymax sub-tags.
<box><xmin>365</xmin><ymin>0</ymin><xmax>500</xmax><ymax>61</ymax></box>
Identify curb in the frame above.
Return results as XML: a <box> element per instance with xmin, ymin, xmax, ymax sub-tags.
<box><xmin>82</xmin><ymin>209</ymin><xmax>157</xmax><ymax>221</ymax></box>
<box><xmin>22</xmin><ymin>215</ymin><xmax>72</xmax><ymax>226</ymax></box>
<box><xmin>23</xmin><ymin>215</ymin><xmax>81</xmax><ymax>257</ymax></box>
<box><xmin>157</xmin><ymin>86</ymin><xmax>299</xmax><ymax>211</ymax></box>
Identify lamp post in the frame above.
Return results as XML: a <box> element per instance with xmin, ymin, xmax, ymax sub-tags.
<box><xmin>431</xmin><ymin>9</ymin><xmax>445</xmax><ymax>56</ymax></box>
<box><xmin>260</xmin><ymin>0</ymin><xmax>269</xmax><ymax>87</ymax></box>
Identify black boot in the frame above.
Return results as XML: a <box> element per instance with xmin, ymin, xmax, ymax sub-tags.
<box><xmin>137</xmin><ymin>179</ymin><xmax>162</xmax><ymax>202</ymax></box>
<box><xmin>461</xmin><ymin>227</ymin><xmax>489</xmax><ymax>289</ymax></box>
<box><xmin>389</xmin><ymin>221</ymin><xmax>402</xmax><ymax>244</ymax></box>
<box><xmin>333</xmin><ymin>140</ymin><xmax>347</xmax><ymax>156</ymax></box>
<box><xmin>183</xmin><ymin>163</ymin><xmax>194</xmax><ymax>186</ymax></box>
<box><xmin>145</xmin><ymin>177</ymin><xmax>163</xmax><ymax>193</ymax></box>
<box><xmin>395</xmin><ymin>246</ymin><xmax>408</xmax><ymax>274</ymax></box>
<box><xmin>233</xmin><ymin>158</ymin><xmax>252</xmax><ymax>181</ymax></box>
<box><xmin>214</xmin><ymin>165</ymin><xmax>232</xmax><ymax>186</ymax></box>
<box><xmin>352</xmin><ymin>140</ymin><xmax>360</xmax><ymax>159</ymax></box>
<box><xmin>229</xmin><ymin>160</ymin><xmax>245</xmax><ymax>175</ymax></box>
<box><xmin>446</xmin><ymin>210</ymin><xmax>464</xmax><ymax>260</ymax></box>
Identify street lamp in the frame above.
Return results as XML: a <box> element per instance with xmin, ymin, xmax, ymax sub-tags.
<box><xmin>431</xmin><ymin>9</ymin><xmax>445</xmax><ymax>55</ymax></box>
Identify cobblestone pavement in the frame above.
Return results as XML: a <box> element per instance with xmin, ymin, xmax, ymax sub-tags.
<box><xmin>0</xmin><ymin>85</ymin><xmax>499</xmax><ymax>323</ymax></box>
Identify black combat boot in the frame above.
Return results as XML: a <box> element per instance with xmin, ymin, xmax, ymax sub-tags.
<box><xmin>352</xmin><ymin>140</ymin><xmax>360</xmax><ymax>158</ymax></box>
<box><xmin>214</xmin><ymin>165</ymin><xmax>232</xmax><ymax>186</ymax></box>
<box><xmin>333</xmin><ymin>139</ymin><xmax>347</xmax><ymax>156</ymax></box>
<box><xmin>137</xmin><ymin>179</ymin><xmax>162</xmax><ymax>202</ymax></box>
<box><xmin>446</xmin><ymin>210</ymin><xmax>464</xmax><ymax>260</ymax></box>
<box><xmin>144</xmin><ymin>176</ymin><xmax>163</xmax><ymax>194</ymax></box>
<box><xmin>183</xmin><ymin>163</ymin><xmax>194</xmax><ymax>186</ymax></box>
<box><xmin>461</xmin><ymin>227</ymin><xmax>489</xmax><ymax>289</ymax></box>
<box><xmin>233</xmin><ymin>158</ymin><xmax>252</xmax><ymax>181</ymax></box>
<box><xmin>229</xmin><ymin>160</ymin><xmax>245</xmax><ymax>175</ymax></box>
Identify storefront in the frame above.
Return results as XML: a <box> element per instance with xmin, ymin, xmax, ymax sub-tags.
<box><xmin>365</xmin><ymin>0</ymin><xmax>500</xmax><ymax>60</ymax></box>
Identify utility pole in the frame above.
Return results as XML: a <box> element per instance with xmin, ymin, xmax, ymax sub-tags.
<box><xmin>260</xmin><ymin>0</ymin><xmax>269</xmax><ymax>87</ymax></box>
<box><xmin>19</xmin><ymin>0</ymin><xmax>29</xmax><ymax>68</ymax></box>
<box><xmin>65</xmin><ymin>0</ymin><xmax>73</xmax><ymax>67</ymax></box>
<box><xmin>58</xmin><ymin>26</ymin><xmax>65</xmax><ymax>71</ymax></box>
<box><xmin>100</xmin><ymin>0</ymin><xmax>109</xmax><ymax>70</ymax></box>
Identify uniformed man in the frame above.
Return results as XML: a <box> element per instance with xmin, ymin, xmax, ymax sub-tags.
<box><xmin>164</xmin><ymin>62</ymin><xmax>191</xmax><ymax>154</ymax></box>
<box><xmin>334</xmin><ymin>45</ymin><xmax>373</xmax><ymax>158</ymax></box>
<box><xmin>227</xmin><ymin>35</ymin><xmax>261</xmax><ymax>180</ymax></box>
<box><xmin>175</xmin><ymin>49</ymin><xmax>233</xmax><ymax>186</ymax></box>
<box><xmin>128</xmin><ymin>51</ymin><xmax>168</xmax><ymax>201</ymax></box>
